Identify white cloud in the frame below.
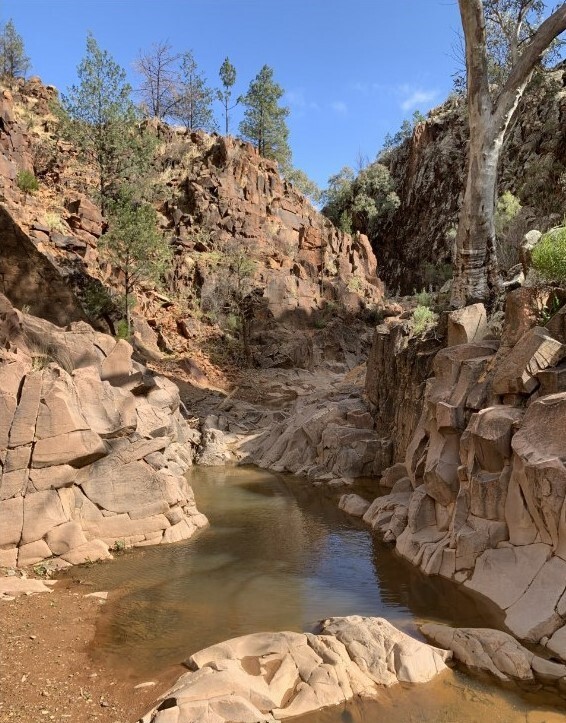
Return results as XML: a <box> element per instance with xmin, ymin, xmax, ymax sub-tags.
<box><xmin>284</xmin><ymin>89</ymin><xmax>319</xmax><ymax>113</ymax></box>
<box><xmin>352</xmin><ymin>81</ymin><xmax>369</xmax><ymax>94</ymax></box>
<box><xmin>399</xmin><ymin>87</ymin><xmax>438</xmax><ymax>111</ymax></box>
<box><xmin>331</xmin><ymin>100</ymin><xmax>348</xmax><ymax>115</ymax></box>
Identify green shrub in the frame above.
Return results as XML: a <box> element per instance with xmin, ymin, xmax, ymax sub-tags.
<box><xmin>115</xmin><ymin>319</ymin><xmax>131</xmax><ymax>340</ymax></box>
<box><xmin>347</xmin><ymin>276</ymin><xmax>363</xmax><ymax>292</ymax></box>
<box><xmin>412</xmin><ymin>305</ymin><xmax>438</xmax><ymax>335</ymax></box>
<box><xmin>414</xmin><ymin>289</ymin><xmax>433</xmax><ymax>307</ymax></box>
<box><xmin>16</xmin><ymin>169</ymin><xmax>39</xmax><ymax>194</ymax></box>
<box><xmin>44</xmin><ymin>211</ymin><xmax>66</xmax><ymax>233</ymax></box>
<box><xmin>495</xmin><ymin>191</ymin><xmax>521</xmax><ymax>237</ymax></box>
<box><xmin>531</xmin><ymin>226</ymin><xmax>566</xmax><ymax>283</ymax></box>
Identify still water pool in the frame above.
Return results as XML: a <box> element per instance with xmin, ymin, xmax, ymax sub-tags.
<box><xmin>70</xmin><ymin>466</ymin><xmax>566</xmax><ymax>722</ymax></box>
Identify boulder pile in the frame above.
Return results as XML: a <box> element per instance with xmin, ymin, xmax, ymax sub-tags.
<box><xmin>0</xmin><ymin>296</ymin><xmax>207</xmax><ymax>569</ymax></box>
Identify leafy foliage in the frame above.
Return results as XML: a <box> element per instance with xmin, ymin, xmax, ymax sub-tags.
<box><xmin>380</xmin><ymin>111</ymin><xmax>426</xmax><ymax>156</ymax></box>
<box><xmin>531</xmin><ymin>226</ymin><xmax>566</xmax><ymax>283</ymax></box>
<box><xmin>58</xmin><ymin>34</ymin><xmax>155</xmax><ymax>213</ymax></box>
<box><xmin>411</xmin><ymin>305</ymin><xmax>438</xmax><ymax>335</ymax></box>
<box><xmin>281</xmin><ymin>165</ymin><xmax>321</xmax><ymax>205</ymax></box>
<box><xmin>239</xmin><ymin>65</ymin><xmax>291</xmax><ymax>166</ymax></box>
<box><xmin>99</xmin><ymin>195</ymin><xmax>172</xmax><ymax>333</ymax></box>
<box><xmin>201</xmin><ymin>240</ymin><xmax>258</xmax><ymax>364</ymax></box>
<box><xmin>414</xmin><ymin>289</ymin><xmax>433</xmax><ymax>307</ymax></box>
<box><xmin>173</xmin><ymin>51</ymin><xmax>217</xmax><ymax>133</ymax></box>
<box><xmin>16</xmin><ymin>169</ymin><xmax>39</xmax><ymax>194</ymax></box>
<box><xmin>495</xmin><ymin>190</ymin><xmax>522</xmax><ymax>237</ymax></box>
<box><xmin>0</xmin><ymin>19</ymin><xmax>30</xmax><ymax>79</ymax></box>
<box><xmin>322</xmin><ymin>162</ymin><xmax>399</xmax><ymax>235</ymax></box>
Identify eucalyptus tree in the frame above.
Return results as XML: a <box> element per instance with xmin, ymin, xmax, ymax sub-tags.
<box><xmin>451</xmin><ymin>0</ymin><xmax>566</xmax><ymax>306</ymax></box>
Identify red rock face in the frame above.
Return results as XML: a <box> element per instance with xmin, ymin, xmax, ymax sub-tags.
<box><xmin>163</xmin><ymin>134</ymin><xmax>383</xmax><ymax>323</ymax></box>
<box><xmin>0</xmin><ymin>78</ymin><xmax>383</xmax><ymax>331</ymax></box>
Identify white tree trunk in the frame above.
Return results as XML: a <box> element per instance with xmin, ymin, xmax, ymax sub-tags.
<box><xmin>451</xmin><ymin>0</ymin><xmax>566</xmax><ymax>307</ymax></box>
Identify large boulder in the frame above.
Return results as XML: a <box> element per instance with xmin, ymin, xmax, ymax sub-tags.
<box><xmin>492</xmin><ymin>326</ymin><xmax>565</xmax><ymax>396</ymax></box>
<box><xmin>139</xmin><ymin>617</ymin><xmax>450</xmax><ymax>723</ymax></box>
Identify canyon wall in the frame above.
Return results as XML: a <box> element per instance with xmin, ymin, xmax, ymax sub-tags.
<box><xmin>373</xmin><ymin>67</ymin><xmax>566</xmax><ymax>293</ymax></box>
<box><xmin>363</xmin><ymin>290</ymin><xmax>566</xmax><ymax>660</ymax></box>
<box><xmin>0</xmin><ymin>296</ymin><xmax>207</xmax><ymax>569</ymax></box>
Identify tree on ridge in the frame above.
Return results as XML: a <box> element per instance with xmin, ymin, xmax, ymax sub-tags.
<box><xmin>134</xmin><ymin>40</ymin><xmax>180</xmax><ymax>121</ymax></box>
<box><xmin>58</xmin><ymin>33</ymin><xmax>154</xmax><ymax>213</ymax></box>
<box><xmin>451</xmin><ymin>0</ymin><xmax>566</xmax><ymax>307</ymax></box>
<box><xmin>239</xmin><ymin>65</ymin><xmax>291</xmax><ymax>167</ymax></box>
<box><xmin>217</xmin><ymin>57</ymin><xmax>239</xmax><ymax>135</ymax></box>
<box><xmin>0</xmin><ymin>19</ymin><xmax>30</xmax><ymax>79</ymax></box>
<box><xmin>172</xmin><ymin>51</ymin><xmax>216</xmax><ymax>133</ymax></box>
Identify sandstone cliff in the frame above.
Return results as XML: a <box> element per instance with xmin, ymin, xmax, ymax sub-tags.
<box><xmin>361</xmin><ymin>290</ymin><xmax>566</xmax><ymax>662</ymax></box>
<box><xmin>0</xmin><ymin>77</ymin><xmax>383</xmax><ymax>349</ymax></box>
<box><xmin>0</xmin><ymin>296</ymin><xmax>207</xmax><ymax>569</ymax></box>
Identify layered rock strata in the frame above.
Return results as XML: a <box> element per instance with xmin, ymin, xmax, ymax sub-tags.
<box><xmin>357</xmin><ymin>290</ymin><xmax>566</xmax><ymax>660</ymax></box>
<box><xmin>140</xmin><ymin>616</ymin><xmax>450</xmax><ymax>723</ymax></box>
<box><xmin>244</xmin><ymin>365</ymin><xmax>384</xmax><ymax>484</ymax></box>
<box><xmin>0</xmin><ymin>297</ymin><xmax>207</xmax><ymax>569</ymax></box>
<box><xmin>365</xmin><ymin>319</ymin><xmax>442</xmax><ymax>472</ymax></box>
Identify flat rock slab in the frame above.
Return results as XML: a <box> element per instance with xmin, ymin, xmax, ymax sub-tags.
<box><xmin>139</xmin><ymin>616</ymin><xmax>450</xmax><ymax>723</ymax></box>
<box><xmin>0</xmin><ymin>577</ymin><xmax>55</xmax><ymax>597</ymax></box>
<box><xmin>464</xmin><ymin>543</ymin><xmax>551</xmax><ymax>610</ymax></box>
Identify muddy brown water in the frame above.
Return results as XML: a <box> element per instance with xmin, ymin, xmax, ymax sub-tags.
<box><xmin>68</xmin><ymin>466</ymin><xmax>566</xmax><ymax>722</ymax></box>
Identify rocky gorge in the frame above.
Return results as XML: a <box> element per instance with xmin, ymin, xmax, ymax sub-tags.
<box><xmin>1</xmin><ymin>70</ymin><xmax>566</xmax><ymax>723</ymax></box>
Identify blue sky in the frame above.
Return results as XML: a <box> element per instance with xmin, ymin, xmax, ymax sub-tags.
<box><xmin>1</xmin><ymin>0</ymin><xmax>463</xmax><ymax>187</ymax></box>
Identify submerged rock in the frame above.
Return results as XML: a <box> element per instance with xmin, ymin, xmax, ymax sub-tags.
<box><xmin>139</xmin><ymin>616</ymin><xmax>450</xmax><ymax>723</ymax></box>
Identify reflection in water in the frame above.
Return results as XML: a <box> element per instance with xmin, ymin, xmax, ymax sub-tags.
<box><xmin>70</xmin><ymin>466</ymin><xmax>566</xmax><ymax>721</ymax></box>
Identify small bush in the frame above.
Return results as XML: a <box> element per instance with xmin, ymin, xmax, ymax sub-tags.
<box><xmin>347</xmin><ymin>276</ymin><xmax>363</xmax><ymax>292</ymax></box>
<box><xmin>16</xmin><ymin>169</ymin><xmax>39</xmax><ymax>194</ymax></box>
<box><xmin>531</xmin><ymin>226</ymin><xmax>566</xmax><ymax>283</ymax></box>
<box><xmin>115</xmin><ymin>319</ymin><xmax>131</xmax><ymax>340</ymax></box>
<box><xmin>44</xmin><ymin>212</ymin><xmax>66</xmax><ymax>233</ymax></box>
<box><xmin>412</xmin><ymin>305</ymin><xmax>438</xmax><ymax>335</ymax></box>
<box><xmin>111</xmin><ymin>539</ymin><xmax>126</xmax><ymax>552</ymax></box>
<box><xmin>495</xmin><ymin>191</ymin><xmax>522</xmax><ymax>237</ymax></box>
<box><xmin>414</xmin><ymin>289</ymin><xmax>433</xmax><ymax>307</ymax></box>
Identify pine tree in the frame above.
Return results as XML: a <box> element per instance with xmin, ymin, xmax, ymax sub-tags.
<box><xmin>239</xmin><ymin>65</ymin><xmax>291</xmax><ymax>166</ymax></box>
<box><xmin>58</xmin><ymin>34</ymin><xmax>154</xmax><ymax>213</ymax></box>
<box><xmin>99</xmin><ymin>195</ymin><xmax>172</xmax><ymax>335</ymax></box>
<box><xmin>217</xmin><ymin>57</ymin><xmax>239</xmax><ymax>135</ymax></box>
<box><xmin>173</xmin><ymin>51</ymin><xmax>216</xmax><ymax>132</ymax></box>
<box><xmin>0</xmin><ymin>19</ymin><xmax>30</xmax><ymax>79</ymax></box>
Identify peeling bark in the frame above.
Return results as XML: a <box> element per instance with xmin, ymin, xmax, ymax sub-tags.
<box><xmin>451</xmin><ymin>0</ymin><xmax>566</xmax><ymax>307</ymax></box>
